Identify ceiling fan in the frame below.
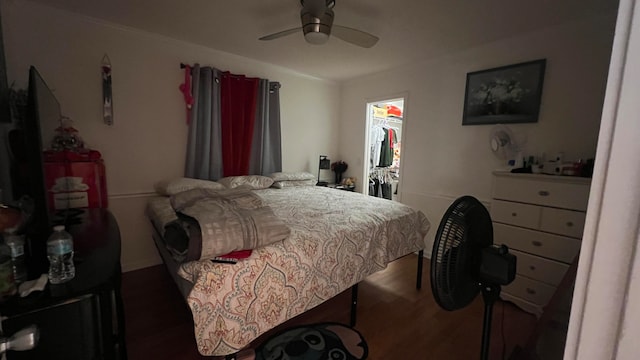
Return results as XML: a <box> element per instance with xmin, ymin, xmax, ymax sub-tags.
<box><xmin>259</xmin><ymin>0</ymin><xmax>379</xmax><ymax>48</ymax></box>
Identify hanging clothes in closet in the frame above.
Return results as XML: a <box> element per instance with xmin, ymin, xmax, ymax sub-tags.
<box><xmin>370</xmin><ymin>121</ymin><xmax>399</xmax><ymax>169</ymax></box>
<box><xmin>368</xmin><ymin>168</ymin><xmax>394</xmax><ymax>200</ymax></box>
<box><xmin>378</xmin><ymin>128</ymin><xmax>397</xmax><ymax>167</ymax></box>
<box><xmin>369</xmin><ymin>124</ymin><xmax>385</xmax><ymax>169</ymax></box>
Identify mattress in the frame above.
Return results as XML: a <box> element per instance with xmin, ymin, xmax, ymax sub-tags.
<box><xmin>148</xmin><ymin>186</ymin><xmax>430</xmax><ymax>356</ymax></box>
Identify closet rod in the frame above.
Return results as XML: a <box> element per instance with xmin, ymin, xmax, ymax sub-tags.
<box><xmin>374</xmin><ymin>116</ymin><xmax>403</xmax><ymax>123</ymax></box>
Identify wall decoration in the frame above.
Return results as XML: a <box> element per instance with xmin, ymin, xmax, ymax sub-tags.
<box><xmin>462</xmin><ymin>59</ymin><xmax>546</xmax><ymax>126</ymax></box>
<box><xmin>101</xmin><ymin>54</ymin><xmax>113</xmax><ymax>126</ymax></box>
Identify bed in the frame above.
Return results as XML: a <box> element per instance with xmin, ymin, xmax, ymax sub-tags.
<box><xmin>146</xmin><ymin>182</ymin><xmax>430</xmax><ymax>356</ymax></box>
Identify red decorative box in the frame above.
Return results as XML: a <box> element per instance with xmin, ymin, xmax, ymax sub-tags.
<box><xmin>43</xmin><ymin>151</ymin><xmax>108</xmax><ymax>210</ymax></box>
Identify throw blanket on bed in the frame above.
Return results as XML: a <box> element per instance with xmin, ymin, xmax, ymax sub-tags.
<box><xmin>174</xmin><ymin>186</ymin><xmax>430</xmax><ymax>356</ymax></box>
<box><xmin>170</xmin><ymin>187</ymin><xmax>291</xmax><ymax>260</ymax></box>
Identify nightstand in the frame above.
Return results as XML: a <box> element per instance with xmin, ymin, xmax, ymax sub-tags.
<box><xmin>0</xmin><ymin>209</ymin><xmax>126</xmax><ymax>359</ymax></box>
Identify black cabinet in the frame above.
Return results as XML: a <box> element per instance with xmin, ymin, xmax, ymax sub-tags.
<box><xmin>0</xmin><ymin>209</ymin><xmax>126</xmax><ymax>359</ymax></box>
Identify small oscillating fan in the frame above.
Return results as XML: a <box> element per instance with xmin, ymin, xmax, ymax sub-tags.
<box><xmin>431</xmin><ymin>196</ymin><xmax>517</xmax><ymax>360</ymax></box>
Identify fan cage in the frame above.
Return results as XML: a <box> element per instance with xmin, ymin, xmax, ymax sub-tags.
<box><xmin>431</xmin><ymin>196</ymin><xmax>492</xmax><ymax>310</ymax></box>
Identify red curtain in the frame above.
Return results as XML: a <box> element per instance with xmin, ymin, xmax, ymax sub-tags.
<box><xmin>220</xmin><ymin>72</ymin><xmax>259</xmax><ymax>176</ymax></box>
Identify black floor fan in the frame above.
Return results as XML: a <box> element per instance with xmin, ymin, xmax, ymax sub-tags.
<box><xmin>431</xmin><ymin>196</ymin><xmax>517</xmax><ymax>360</ymax></box>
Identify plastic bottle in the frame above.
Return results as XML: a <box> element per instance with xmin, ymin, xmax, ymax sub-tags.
<box><xmin>0</xmin><ymin>237</ymin><xmax>16</xmax><ymax>300</ymax></box>
<box><xmin>4</xmin><ymin>228</ymin><xmax>27</xmax><ymax>284</ymax></box>
<box><xmin>47</xmin><ymin>225</ymin><xmax>75</xmax><ymax>284</ymax></box>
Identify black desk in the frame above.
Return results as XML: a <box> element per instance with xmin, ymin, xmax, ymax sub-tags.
<box><xmin>0</xmin><ymin>209</ymin><xmax>126</xmax><ymax>359</ymax></box>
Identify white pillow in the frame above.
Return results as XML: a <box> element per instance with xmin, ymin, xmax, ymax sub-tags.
<box><xmin>218</xmin><ymin>175</ymin><xmax>274</xmax><ymax>190</ymax></box>
<box><xmin>269</xmin><ymin>172</ymin><xmax>316</xmax><ymax>182</ymax></box>
<box><xmin>272</xmin><ymin>179</ymin><xmax>317</xmax><ymax>188</ymax></box>
<box><xmin>154</xmin><ymin>177</ymin><xmax>226</xmax><ymax>196</ymax></box>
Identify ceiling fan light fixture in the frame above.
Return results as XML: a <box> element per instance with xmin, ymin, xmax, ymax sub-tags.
<box><xmin>301</xmin><ymin>7</ymin><xmax>333</xmax><ymax>45</ymax></box>
<box><xmin>304</xmin><ymin>31</ymin><xmax>330</xmax><ymax>45</ymax></box>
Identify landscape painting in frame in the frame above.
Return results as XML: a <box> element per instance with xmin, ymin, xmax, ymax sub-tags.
<box><xmin>462</xmin><ymin>59</ymin><xmax>546</xmax><ymax>125</ymax></box>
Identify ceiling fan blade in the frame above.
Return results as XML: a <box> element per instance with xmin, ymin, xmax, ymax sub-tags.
<box><xmin>259</xmin><ymin>27</ymin><xmax>303</xmax><ymax>41</ymax></box>
<box><xmin>331</xmin><ymin>25</ymin><xmax>379</xmax><ymax>48</ymax></box>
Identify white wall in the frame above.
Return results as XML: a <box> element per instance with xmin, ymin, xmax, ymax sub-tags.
<box><xmin>2</xmin><ymin>0</ymin><xmax>341</xmax><ymax>271</ymax></box>
<box><xmin>1</xmin><ymin>0</ymin><xmax>617</xmax><ymax>270</ymax></box>
<box><xmin>339</xmin><ymin>14</ymin><xmax>616</xmax><ymax>256</ymax></box>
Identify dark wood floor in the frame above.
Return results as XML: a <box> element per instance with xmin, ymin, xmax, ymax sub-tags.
<box><xmin>121</xmin><ymin>254</ymin><xmax>538</xmax><ymax>359</ymax></box>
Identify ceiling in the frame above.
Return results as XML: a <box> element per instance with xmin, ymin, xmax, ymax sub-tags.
<box><xmin>32</xmin><ymin>0</ymin><xmax>618</xmax><ymax>82</ymax></box>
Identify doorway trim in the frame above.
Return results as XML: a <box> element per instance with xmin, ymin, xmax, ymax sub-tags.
<box><xmin>564</xmin><ymin>0</ymin><xmax>640</xmax><ymax>358</ymax></box>
<box><xmin>362</xmin><ymin>91</ymin><xmax>409</xmax><ymax>201</ymax></box>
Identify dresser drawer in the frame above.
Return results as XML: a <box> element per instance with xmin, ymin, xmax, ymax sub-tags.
<box><xmin>494</xmin><ymin>223</ymin><xmax>581</xmax><ymax>263</ymax></box>
<box><xmin>491</xmin><ymin>200</ymin><xmax>541</xmax><ymax>229</ymax></box>
<box><xmin>540</xmin><ymin>207</ymin><xmax>586</xmax><ymax>238</ymax></box>
<box><xmin>503</xmin><ymin>275</ymin><xmax>556</xmax><ymax>306</ymax></box>
<box><xmin>511</xmin><ymin>250</ymin><xmax>569</xmax><ymax>286</ymax></box>
<box><xmin>493</xmin><ymin>175</ymin><xmax>590</xmax><ymax>211</ymax></box>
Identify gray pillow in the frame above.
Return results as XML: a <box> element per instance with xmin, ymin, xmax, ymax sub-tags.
<box><xmin>154</xmin><ymin>177</ymin><xmax>226</xmax><ymax>196</ymax></box>
<box><xmin>218</xmin><ymin>175</ymin><xmax>274</xmax><ymax>190</ymax></box>
<box><xmin>272</xmin><ymin>179</ymin><xmax>317</xmax><ymax>188</ymax></box>
<box><xmin>269</xmin><ymin>172</ymin><xmax>316</xmax><ymax>182</ymax></box>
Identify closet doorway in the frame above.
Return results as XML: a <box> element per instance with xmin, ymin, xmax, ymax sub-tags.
<box><xmin>364</xmin><ymin>97</ymin><xmax>405</xmax><ymax>201</ymax></box>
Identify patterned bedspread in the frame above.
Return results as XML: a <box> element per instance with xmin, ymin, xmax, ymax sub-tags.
<box><xmin>171</xmin><ymin>186</ymin><xmax>430</xmax><ymax>356</ymax></box>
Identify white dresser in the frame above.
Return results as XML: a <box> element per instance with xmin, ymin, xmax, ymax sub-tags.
<box><xmin>490</xmin><ymin>172</ymin><xmax>591</xmax><ymax>316</ymax></box>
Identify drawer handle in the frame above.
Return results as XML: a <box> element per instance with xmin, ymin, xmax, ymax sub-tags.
<box><xmin>566</xmin><ymin>221</ymin><xmax>574</xmax><ymax>227</ymax></box>
<box><xmin>538</xmin><ymin>190</ymin><xmax>550</xmax><ymax>196</ymax></box>
<box><xmin>526</xmin><ymin>288</ymin><xmax>536</xmax><ymax>295</ymax></box>
<box><xmin>511</xmin><ymin>212</ymin><xmax>518</xmax><ymax>217</ymax></box>
<box><xmin>532</xmin><ymin>241</ymin><xmax>543</xmax><ymax>247</ymax></box>
<box><xmin>529</xmin><ymin>265</ymin><xmax>536</xmax><ymax>271</ymax></box>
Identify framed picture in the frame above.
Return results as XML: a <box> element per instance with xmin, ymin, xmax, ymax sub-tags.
<box><xmin>462</xmin><ymin>59</ymin><xmax>546</xmax><ymax>126</ymax></box>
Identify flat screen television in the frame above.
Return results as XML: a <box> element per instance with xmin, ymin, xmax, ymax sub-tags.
<box><xmin>4</xmin><ymin>66</ymin><xmax>61</xmax><ymax>239</ymax></box>
<box><xmin>25</xmin><ymin>66</ymin><xmax>61</xmax><ymax>237</ymax></box>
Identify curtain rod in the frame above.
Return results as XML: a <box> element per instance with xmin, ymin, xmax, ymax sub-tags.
<box><xmin>180</xmin><ymin>63</ymin><xmax>282</xmax><ymax>88</ymax></box>
<box><xmin>181</xmin><ymin>63</ymin><xmax>195</xmax><ymax>75</ymax></box>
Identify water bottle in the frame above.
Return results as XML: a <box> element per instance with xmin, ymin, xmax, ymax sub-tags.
<box><xmin>47</xmin><ymin>225</ymin><xmax>75</xmax><ymax>284</ymax></box>
<box><xmin>4</xmin><ymin>228</ymin><xmax>27</xmax><ymax>284</ymax></box>
<box><xmin>0</xmin><ymin>238</ymin><xmax>16</xmax><ymax>300</ymax></box>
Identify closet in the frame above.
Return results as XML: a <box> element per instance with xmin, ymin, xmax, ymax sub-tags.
<box><xmin>365</xmin><ymin>98</ymin><xmax>404</xmax><ymax>201</ymax></box>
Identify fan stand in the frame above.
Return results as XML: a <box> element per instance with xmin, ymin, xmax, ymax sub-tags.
<box><xmin>480</xmin><ymin>283</ymin><xmax>501</xmax><ymax>360</ymax></box>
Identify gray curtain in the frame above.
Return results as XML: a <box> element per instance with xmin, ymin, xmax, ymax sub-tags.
<box><xmin>184</xmin><ymin>65</ymin><xmax>282</xmax><ymax>180</ymax></box>
<box><xmin>185</xmin><ymin>65</ymin><xmax>223</xmax><ymax>180</ymax></box>
<box><xmin>248</xmin><ymin>80</ymin><xmax>282</xmax><ymax>175</ymax></box>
